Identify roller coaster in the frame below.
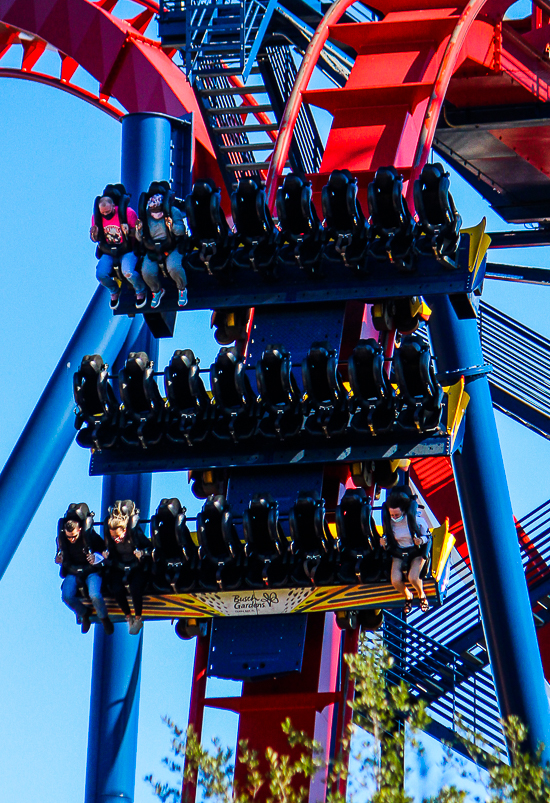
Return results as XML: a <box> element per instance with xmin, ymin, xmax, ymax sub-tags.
<box><xmin>2</xmin><ymin>0</ymin><xmax>550</xmax><ymax>800</ymax></box>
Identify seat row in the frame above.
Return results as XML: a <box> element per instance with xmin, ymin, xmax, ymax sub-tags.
<box><xmin>74</xmin><ymin>335</ymin><xmax>444</xmax><ymax>450</ymax></box>
<box><xmin>180</xmin><ymin>162</ymin><xmax>462</xmax><ymax>281</ymax></box>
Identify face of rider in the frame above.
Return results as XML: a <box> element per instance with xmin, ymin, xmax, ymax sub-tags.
<box><xmin>388</xmin><ymin>506</ymin><xmax>406</xmax><ymax>523</ymax></box>
<box><xmin>64</xmin><ymin>523</ymin><xmax>81</xmax><ymax>543</ymax></box>
<box><xmin>109</xmin><ymin>526</ymin><xmax>127</xmax><ymax>543</ymax></box>
<box><xmin>99</xmin><ymin>197</ymin><xmax>115</xmax><ymax>217</ymax></box>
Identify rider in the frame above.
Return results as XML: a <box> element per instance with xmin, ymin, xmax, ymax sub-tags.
<box><xmin>135</xmin><ymin>182</ymin><xmax>188</xmax><ymax>309</ymax></box>
<box><xmin>56</xmin><ymin>510</ymin><xmax>114</xmax><ymax>635</ymax></box>
<box><xmin>380</xmin><ymin>485</ymin><xmax>432</xmax><ymax>615</ymax></box>
<box><xmin>102</xmin><ymin>500</ymin><xmax>152</xmax><ymax>635</ymax></box>
<box><xmin>91</xmin><ymin>184</ymin><xmax>147</xmax><ymax>310</ymax></box>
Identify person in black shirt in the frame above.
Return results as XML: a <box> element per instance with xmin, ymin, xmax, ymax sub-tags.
<box><xmin>56</xmin><ymin>518</ymin><xmax>114</xmax><ymax>634</ymax></box>
<box><xmin>102</xmin><ymin>500</ymin><xmax>151</xmax><ymax>635</ymax></box>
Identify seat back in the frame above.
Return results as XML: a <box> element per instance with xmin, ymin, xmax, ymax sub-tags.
<box><xmin>289</xmin><ymin>491</ymin><xmax>330</xmax><ymax>555</ymax></box>
<box><xmin>276</xmin><ymin>174</ymin><xmax>319</xmax><ymax>238</ymax></box>
<box><xmin>119</xmin><ymin>351</ymin><xmax>164</xmax><ymax>417</ymax></box>
<box><xmin>368</xmin><ymin>167</ymin><xmax>410</xmax><ymax>231</ymax></box>
<box><xmin>243</xmin><ymin>493</ymin><xmax>285</xmax><ymax>559</ymax></box>
<box><xmin>138</xmin><ymin>179</ymin><xmax>176</xmax><ymax>248</ymax></box>
<box><xmin>74</xmin><ymin>354</ymin><xmax>117</xmax><ymax>421</ymax></box>
<box><xmin>164</xmin><ymin>349</ymin><xmax>209</xmax><ymax>414</ymax></box>
<box><xmin>348</xmin><ymin>339</ymin><xmax>389</xmax><ymax>405</ymax></box>
<box><xmin>322</xmin><ymin>169</ymin><xmax>363</xmax><ymax>233</ymax></box>
<box><xmin>256</xmin><ymin>345</ymin><xmax>297</xmax><ymax>411</ymax></box>
<box><xmin>210</xmin><ymin>347</ymin><xmax>254</xmax><ymax>414</ymax></box>
<box><xmin>335</xmin><ymin>488</ymin><xmax>374</xmax><ymax>553</ymax></box>
<box><xmin>413</xmin><ymin>163</ymin><xmax>452</xmax><ymax>228</ymax></box>
<box><xmin>185</xmin><ymin>179</ymin><xmax>229</xmax><ymax>241</ymax></box>
<box><xmin>197</xmin><ymin>495</ymin><xmax>239</xmax><ymax>562</ymax></box>
<box><xmin>151</xmin><ymin>497</ymin><xmax>196</xmax><ymax>563</ymax></box>
<box><xmin>393</xmin><ymin>335</ymin><xmax>438</xmax><ymax>404</ymax></box>
<box><xmin>302</xmin><ymin>343</ymin><xmax>343</xmax><ymax>408</ymax></box>
<box><xmin>232</xmin><ymin>177</ymin><xmax>273</xmax><ymax>241</ymax></box>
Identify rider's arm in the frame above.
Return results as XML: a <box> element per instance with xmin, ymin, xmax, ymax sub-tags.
<box><xmin>170</xmin><ymin>206</ymin><xmax>186</xmax><ymax>238</ymax></box>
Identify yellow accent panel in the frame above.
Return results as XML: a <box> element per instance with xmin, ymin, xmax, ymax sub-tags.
<box><xmin>442</xmin><ymin>377</ymin><xmax>470</xmax><ymax>448</ymax></box>
<box><xmin>328</xmin><ymin>522</ymin><xmax>338</xmax><ymax>540</ymax></box>
<box><xmin>461</xmin><ymin>218</ymin><xmax>491</xmax><ymax>275</ymax></box>
<box><xmin>431</xmin><ymin>518</ymin><xmax>455</xmax><ymax>581</ymax></box>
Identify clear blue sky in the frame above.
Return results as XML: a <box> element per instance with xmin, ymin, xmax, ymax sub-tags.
<box><xmin>0</xmin><ymin>10</ymin><xmax>549</xmax><ymax>802</ymax></box>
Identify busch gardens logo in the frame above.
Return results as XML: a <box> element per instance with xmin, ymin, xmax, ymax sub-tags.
<box><xmin>232</xmin><ymin>590</ymin><xmax>280</xmax><ymax>612</ymax></box>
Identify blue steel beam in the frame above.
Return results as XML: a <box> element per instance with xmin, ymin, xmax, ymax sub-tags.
<box><xmin>0</xmin><ymin>288</ymin><xmax>134</xmax><ymax>582</ymax></box>
<box><xmin>428</xmin><ymin>294</ymin><xmax>550</xmax><ymax>760</ymax></box>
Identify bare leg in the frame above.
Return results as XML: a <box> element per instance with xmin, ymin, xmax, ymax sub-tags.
<box><xmin>409</xmin><ymin>557</ymin><xmax>426</xmax><ymax>600</ymax></box>
<box><xmin>391</xmin><ymin>558</ymin><xmax>413</xmax><ymax>601</ymax></box>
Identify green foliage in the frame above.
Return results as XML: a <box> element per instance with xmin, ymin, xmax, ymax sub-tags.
<box><xmin>146</xmin><ymin>637</ymin><xmax>550</xmax><ymax>803</ymax></box>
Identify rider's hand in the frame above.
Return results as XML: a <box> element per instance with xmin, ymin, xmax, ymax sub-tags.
<box><xmin>135</xmin><ymin>220</ymin><xmax>143</xmax><ymax>232</ymax></box>
<box><xmin>380</xmin><ymin>535</ymin><xmax>387</xmax><ymax>549</ymax></box>
<box><xmin>134</xmin><ymin>549</ymin><xmax>143</xmax><ymax>560</ymax></box>
<box><xmin>90</xmin><ymin>225</ymin><xmax>99</xmax><ymax>242</ymax></box>
<box><xmin>86</xmin><ymin>553</ymin><xmax>95</xmax><ymax>565</ymax></box>
<box><xmin>55</xmin><ymin>552</ymin><xmax>63</xmax><ymax>564</ymax></box>
<box><xmin>102</xmin><ymin>550</ymin><xmax>109</xmax><ymax>560</ymax></box>
<box><xmin>413</xmin><ymin>536</ymin><xmax>423</xmax><ymax>546</ymax></box>
<box><xmin>121</xmin><ymin>223</ymin><xmax>129</xmax><ymax>236</ymax></box>
<box><xmin>165</xmin><ymin>216</ymin><xmax>173</xmax><ymax>231</ymax></box>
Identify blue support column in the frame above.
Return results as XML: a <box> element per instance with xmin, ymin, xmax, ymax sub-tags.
<box><xmin>428</xmin><ymin>295</ymin><xmax>550</xmax><ymax>758</ymax></box>
<box><xmin>85</xmin><ymin>112</ymin><xmax>171</xmax><ymax>803</ymax></box>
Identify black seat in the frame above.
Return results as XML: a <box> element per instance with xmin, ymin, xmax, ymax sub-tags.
<box><xmin>289</xmin><ymin>491</ymin><xmax>335</xmax><ymax>585</ymax></box>
<box><xmin>164</xmin><ymin>349</ymin><xmax>211</xmax><ymax>445</ymax></box>
<box><xmin>138</xmin><ymin>180</ymin><xmax>182</xmax><ymax>273</ymax></box>
<box><xmin>74</xmin><ymin>354</ymin><xmax>120</xmax><ymax>450</ymax></box>
<box><xmin>183</xmin><ymin>179</ymin><xmax>233</xmax><ymax>275</ymax></box>
<box><xmin>393</xmin><ymin>335</ymin><xmax>444</xmax><ymax>432</ymax></box>
<box><xmin>256</xmin><ymin>345</ymin><xmax>303</xmax><ymax>440</ymax></box>
<box><xmin>367</xmin><ymin>167</ymin><xmax>415</xmax><ymax>270</ymax></box>
<box><xmin>197</xmin><ymin>495</ymin><xmax>242</xmax><ymax>590</ymax></box>
<box><xmin>276</xmin><ymin>174</ymin><xmax>324</xmax><ymax>276</ymax></box>
<box><xmin>302</xmin><ymin>343</ymin><xmax>349</xmax><ymax>437</ymax></box>
<box><xmin>335</xmin><ymin>488</ymin><xmax>382</xmax><ymax>583</ymax></box>
<box><xmin>231</xmin><ymin>177</ymin><xmax>278</xmax><ymax>279</ymax></box>
<box><xmin>348</xmin><ymin>339</ymin><xmax>395</xmax><ymax>435</ymax></box>
<box><xmin>321</xmin><ymin>169</ymin><xmax>369</xmax><ymax>271</ymax></box>
<box><xmin>243</xmin><ymin>493</ymin><xmax>289</xmax><ymax>588</ymax></box>
<box><xmin>93</xmin><ymin>183</ymin><xmax>132</xmax><ymax>278</ymax></box>
<box><xmin>413</xmin><ymin>163</ymin><xmax>462</xmax><ymax>268</ymax></box>
<box><xmin>118</xmin><ymin>351</ymin><xmax>166</xmax><ymax>448</ymax></box>
<box><xmin>210</xmin><ymin>347</ymin><xmax>258</xmax><ymax>442</ymax></box>
<box><xmin>56</xmin><ymin>503</ymin><xmax>99</xmax><ymax>597</ymax></box>
<box><xmin>150</xmin><ymin>497</ymin><xmax>198</xmax><ymax>592</ymax></box>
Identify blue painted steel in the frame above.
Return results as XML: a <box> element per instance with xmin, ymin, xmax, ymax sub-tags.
<box><xmin>0</xmin><ymin>288</ymin><xmax>133</xmax><ymax>582</ymax></box>
<box><xmin>85</xmin><ymin>112</ymin><xmax>171</xmax><ymax>803</ymax></box>
<box><xmin>428</xmin><ymin>294</ymin><xmax>550</xmax><ymax>760</ymax></box>
<box><xmin>208</xmin><ymin>614</ymin><xmax>308</xmax><ymax>680</ymax></box>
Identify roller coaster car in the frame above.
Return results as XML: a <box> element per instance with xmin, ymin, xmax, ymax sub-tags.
<box><xmin>210</xmin><ymin>347</ymin><xmax>258</xmax><ymax>442</ymax></box>
<box><xmin>393</xmin><ymin>336</ymin><xmax>444</xmax><ymax>433</ymax></box>
<box><xmin>118</xmin><ymin>351</ymin><xmax>166</xmax><ymax>448</ymax></box>
<box><xmin>183</xmin><ymin>179</ymin><xmax>233</xmax><ymax>275</ymax></box>
<box><xmin>94</xmin><ymin>183</ymin><xmax>133</xmax><ymax>281</ymax></box>
<box><xmin>256</xmin><ymin>345</ymin><xmax>303</xmax><ymax>440</ymax></box>
<box><xmin>197</xmin><ymin>495</ymin><xmax>243</xmax><ymax>590</ymax></box>
<box><xmin>138</xmin><ymin>180</ymin><xmax>180</xmax><ymax>273</ymax></box>
<box><xmin>150</xmin><ymin>497</ymin><xmax>197</xmax><ymax>593</ymax></box>
<box><xmin>289</xmin><ymin>491</ymin><xmax>335</xmax><ymax>586</ymax></box>
<box><xmin>211</xmin><ymin>308</ymin><xmax>251</xmax><ymax>346</ymax></box>
<box><xmin>164</xmin><ymin>349</ymin><xmax>211</xmax><ymax>445</ymax></box>
<box><xmin>350</xmin><ymin>459</ymin><xmax>402</xmax><ymax>490</ymax></box>
<box><xmin>321</xmin><ymin>169</ymin><xmax>369</xmax><ymax>271</ymax></box>
<box><xmin>413</xmin><ymin>163</ymin><xmax>462</xmax><ymax>269</ymax></box>
<box><xmin>231</xmin><ymin>177</ymin><xmax>278</xmax><ymax>279</ymax></box>
<box><xmin>276</xmin><ymin>174</ymin><xmax>324</xmax><ymax>277</ymax></box>
<box><xmin>335</xmin><ymin>488</ymin><xmax>382</xmax><ymax>584</ymax></box>
<box><xmin>367</xmin><ymin>167</ymin><xmax>415</xmax><ymax>271</ymax></box>
<box><xmin>302</xmin><ymin>343</ymin><xmax>349</xmax><ymax>437</ymax></box>
<box><xmin>74</xmin><ymin>354</ymin><xmax>120</xmax><ymax>450</ymax></box>
<box><xmin>243</xmin><ymin>493</ymin><xmax>289</xmax><ymax>588</ymax></box>
<box><xmin>188</xmin><ymin>469</ymin><xmax>228</xmax><ymax>499</ymax></box>
<box><xmin>348</xmin><ymin>339</ymin><xmax>396</xmax><ymax>435</ymax></box>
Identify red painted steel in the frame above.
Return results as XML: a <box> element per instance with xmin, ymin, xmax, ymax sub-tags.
<box><xmin>181</xmin><ymin>632</ymin><xmax>210</xmax><ymax>803</ymax></box>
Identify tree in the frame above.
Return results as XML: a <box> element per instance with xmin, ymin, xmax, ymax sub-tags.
<box><xmin>145</xmin><ymin>636</ymin><xmax>550</xmax><ymax>802</ymax></box>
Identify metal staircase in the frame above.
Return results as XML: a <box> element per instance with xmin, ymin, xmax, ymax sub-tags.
<box><xmin>479</xmin><ymin>301</ymin><xmax>550</xmax><ymax>440</ymax></box>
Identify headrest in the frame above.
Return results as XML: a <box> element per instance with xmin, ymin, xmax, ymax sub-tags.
<box><xmin>157</xmin><ymin>497</ymin><xmax>182</xmax><ymax>519</ymax></box>
<box><xmin>328</xmin><ymin>169</ymin><xmax>353</xmax><ymax>191</ymax></box>
<box><xmin>65</xmin><ymin>502</ymin><xmax>92</xmax><ymax>523</ymax></box>
<box><xmin>102</xmin><ymin>183</ymin><xmax>127</xmax><ymax>204</ymax></box>
<box><xmin>215</xmin><ymin>347</ymin><xmax>239</xmax><ymax>366</ymax></box>
<box><xmin>419</xmin><ymin>163</ymin><xmax>446</xmax><ymax>189</ymax></box>
<box><xmin>249</xmin><ymin>492</ymin><xmax>275</xmax><ymax>509</ymax></box>
<box><xmin>235</xmin><ymin>177</ymin><xmax>261</xmax><ymax>198</ymax></box>
<box><xmin>373</xmin><ymin>166</ymin><xmax>399</xmax><ymax>191</ymax></box>
<box><xmin>126</xmin><ymin>351</ymin><xmax>150</xmax><ymax>371</ymax></box>
<box><xmin>193</xmin><ymin>178</ymin><xmax>218</xmax><ymax>196</ymax></box>
<box><xmin>295</xmin><ymin>490</ymin><xmax>321</xmax><ymax>507</ymax></box>
<box><xmin>108</xmin><ymin>499</ymin><xmax>139</xmax><ymax>529</ymax></box>
<box><xmin>147</xmin><ymin>180</ymin><xmax>170</xmax><ymax>197</ymax></box>
<box><xmin>80</xmin><ymin>354</ymin><xmax>105</xmax><ymax>374</ymax></box>
<box><xmin>203</xmin><ymin>494</ymin><xmax>227</xmax><ymax>515</ymax></box>
<box><xmin>171</xmin><ymin>349</ymin><xmax>197</xmax><ymax>370</ymax></box>
<box><xmin>341</xmin><ymin>487</ymin><xmax>368</xmax><ymax>503</ymax></box>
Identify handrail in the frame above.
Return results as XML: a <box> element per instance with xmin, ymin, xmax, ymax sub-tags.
<box><xmin>265</xmin><ymin>0</ymin><xmax>357</xmax><ymax>211</ymax></box>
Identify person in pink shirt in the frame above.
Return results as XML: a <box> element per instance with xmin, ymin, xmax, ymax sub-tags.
<box><xmin>91</xmin><ymin>187</ymin><xmax>147</xmax><ymax>310</ymax></box>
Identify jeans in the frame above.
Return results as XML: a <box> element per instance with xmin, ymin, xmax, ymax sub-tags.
<box><xmin>141</xmin><ymin>251</ymin><xmax>187</xmax><ymax>292</ymax></box>
<box><xmin>96</xmin><ymin>252</ymin><xmax>145</xmax><ymax>295</ymax></box>
<box><xmin>61</xmin><ymin>572</ymin><xmax>108</xmax><ymax>621</ymax></box>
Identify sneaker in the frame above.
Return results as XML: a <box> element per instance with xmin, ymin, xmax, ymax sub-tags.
<box><xmin>135</xmin><ymin>292</ymin><xmax>147</xmax><ymax>309</ymax></box>
<box><xmin>80</xmin><ymin>613</ymin><xmax>91</xmax><ymax>634</ymax></box>
<box><xmin>100</xmin><ymin>616</ymin><xmax>114</xmax><ymax>635</ymax></box>
<box><xmin>150</xmin><ymin>288</ymin><xmax>165</xmax><ymax>310</ymax></box>
<box><xmin>129</xmin><ymin>616</ymin><xmax>143</xmax><ymax>635</ymax></box>
<box><xmin>110</xmin><ymin>292</ymin><xmax>121</xmax><ymax>310</ymax></box>
<box><xmin>178</xmin><ymin>288</ymin><xmax>188</xmax><ymax>308</ymax></box>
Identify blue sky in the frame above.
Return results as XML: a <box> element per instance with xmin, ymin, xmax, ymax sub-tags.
<box><xmin>1</xmin><ymin>20</ymin><xmax>550</xmax><ymax>803</ymax></box>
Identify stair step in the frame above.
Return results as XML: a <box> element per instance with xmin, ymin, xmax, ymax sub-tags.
<box><xmin>199</xmin><ymin>85</ymin><xmax>268</xmax><ymax>97</ymax></box>
<box><xmin>206</xmin><ymin>104</ymin><xmax>274</xmax><ymax>116</ymax></box>
<box><xmin>213</xmin><ymin>122</ymin><xmax>279</xmax><ymax>134</ymax></box>
<box><xmin>225</xmin><ymin>160</ymin><xmax>290</xmax><ymax>172</ymax></box>
<box><xmin>219</xmin><ymin>142</ymin><xmax>274</xmax><ymax>152</ymax></box>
